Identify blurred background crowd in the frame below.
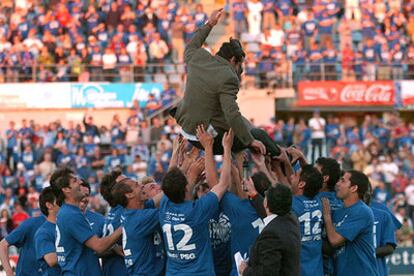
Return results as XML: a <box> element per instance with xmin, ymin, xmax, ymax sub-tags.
<box><xmin>1</xmin><ymin>108</ymin><xmax>414</xmax><ymax>246</ymax></box>
<box><xmin>1</xmin><ymin>0</ymin><xmax>414</xmax><ymax>85</ymax></box>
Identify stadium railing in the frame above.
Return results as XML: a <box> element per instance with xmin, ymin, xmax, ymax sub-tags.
<box><xmin>0</xmin><ymin>62</ymin><xmax>413</xmax><ymax>88</ymax></box>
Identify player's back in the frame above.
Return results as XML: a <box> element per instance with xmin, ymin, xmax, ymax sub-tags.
<box><xmin>34</xmin><ymin>220</ymin><xmax>62</xmax><ymax>276</ymax></box>
<box><xmin>102</xmin><ymin>205</ymin><xmax>127</xmax><ymax>276</ymax></box>
<box><xmin>159</xmin><ymin>192</ymin><xmax>219</xmax><ymax>276</ymax></box>
<box><xmin>5</xmin><ymin>215</ymin><xmax>45</xmax><ymax>276</ymax></box>
<box><xmin>220</xmin><ymin>192</ymin><xmax>263</xmax><ymax>276</ymax></box>
<box><xmin>371</xmin><ymin>207</ymin><xmax>396</xmax><ymax>276</ymax></box>
<box><xmin>292</xmin><ymin>195</ymin><xmax>324</xmax><ymax>276</ymax></box>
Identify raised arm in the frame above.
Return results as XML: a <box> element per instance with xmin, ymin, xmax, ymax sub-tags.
<box><xmin>85</xmin><ymin>227</ymin><xmax>123</xmax><ymax>254</ymax></box>
<box><xmin>196</xmin><ymin>125</ymin><xmax>218</xmax><ymax>188</ymax></box>
<box><xmin>168</xmin><ymin>135</ymin><xmax>185</xmax><ymax>171</ymax></box>
<box><xmin>184</xmin><ymin>8</ymin><xmax>223</xmax><ymax>63</ymax></box>
<box><xmin>322</xmin><ymin>198</ymin><xmax>346</xmax><ymax>247</ymax></box>
<box><xmin>211</xmin><ymin>129</ymin><xmax>234</xmax><ymax>200</ymax></box>
<box><xmin>0</xmin><ymin>239</ymin><xmax>13</xmax><ymax>276</ymax></box>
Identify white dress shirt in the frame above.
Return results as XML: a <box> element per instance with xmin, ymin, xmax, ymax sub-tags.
<box><xmin>263</xmin><ymin>213</ymin><xmax>278</xmax><ymax>227</ymax></box>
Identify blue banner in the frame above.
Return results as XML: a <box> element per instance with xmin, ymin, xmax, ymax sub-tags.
<box><xmin>388</xmin><ymin>247</ymin><xmax>414</xmax><ymax>275</ymax></box>
<box><xmin>70</xmin><ymin>83</ymin><xmax>163</xmax><ymax>108</ymax></box>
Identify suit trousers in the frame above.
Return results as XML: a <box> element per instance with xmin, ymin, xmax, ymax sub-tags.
<box><xmin>189</xmin><ymin>127</ymin><xmax>281</xmax><ymax>157</ymax></box>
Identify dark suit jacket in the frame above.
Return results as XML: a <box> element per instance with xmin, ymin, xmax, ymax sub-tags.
<box><xmin>243</xmin><ymin>213</ymin><xmax>301</xmax><ymax>276</ymax></box>
<box><xmin>172</xmin><ymin>24</ymin><xmax>254</xmax><ymax>147</ymax></box>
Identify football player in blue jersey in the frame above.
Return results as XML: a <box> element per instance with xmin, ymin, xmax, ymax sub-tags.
<box><xmin>79</xmin><ymin>180</ymin><xmax>105</xmax><ymax>237</ymax></box>
<box><xmin>291</xmin><ymin>165</ymin><xmax>324</xmax><ymax>276</ymax></box>
<box><xmin>315</xmin><ymin>157</ymin><xmax>343</xmax><ymax>211</ymax></box>
<box><xmin>159</xmin><ymin>128</ymin><xmax>233</xmax><ymax>275</ymax></box>
<box><xmin>54</xmin><ymin>173</ymin><xmax>122</xmax><ymax>275</ymax></box>
<box><xmin>197</xmin><ymin>126</ymin><xmax>267</xmax><ymax>276</ymax></box>
<box><xmin>364</xmin><ymin>184</ymin><xmax>397</xmax><ymax>276</ymax></box>
<box><xmin>314</xmin><ymin>157</ymin><xmax>342</xmax><ymax>275</ymax></box>
<box><xmin>194</xmin><ymin>126</ymin><xmax>234</xmax><ymax>276</ymax></box>
<box><xmin>111</xmin><ymin>176</ymin><xmax>164</xmax><ymax>275</ymax></box>
<box><xmin>322</xmin><ymin>170</ymin><xmax>379</xmax><ymax>275</ymax></box>
<box><xmin>0</xmin><ymin>209</ymin><xmax>45</xmax><ymax>276</ymax></box>
<box><xmin>34</xmin><ymin>186</ymin><xmax>61</xmax><ymax>276</ymax></box>
<box><xmin>100</xmin><ymin>170</ymin><xmax>128</xmax><ymax>276</ymax></box>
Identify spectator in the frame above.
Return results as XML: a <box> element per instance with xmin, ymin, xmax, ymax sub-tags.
<box><xmin>148</xmin><ymin>33</ymin><xmax>169</xmax><ymax>73</ymax></box>
<box><xmin>309</xmin><ymin>111</ymin><xmax>326</xmax><ymax>163</ymax></box>
<box><xmin>102</xmin><ymin>47</ymin><xmax>117</xmax><ymax>82</ymax></box>
<box><xmin>246</xmin><ymin>0</ymin><xmax>263</xmax><ymax>37</ymax></box>
<box><xmin>171</xmin><ymin>16</ymin><xmax>185</xmax><ymax>63</ymax></box>
<box><xmin>405</xmin><ymin>178</ymin><xmax>414</xmax><ymax>221</ymax></box>
<box><xmin>232</xmin><ymin>0</ymin><xmax>247</xmax><ymax>38</ymax></box>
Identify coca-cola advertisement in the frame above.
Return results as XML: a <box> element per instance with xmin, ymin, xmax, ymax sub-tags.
<box><xmin>297</xmin><ymin>81</ymin><xmax>395</xmax><ymax>106</ymax></box>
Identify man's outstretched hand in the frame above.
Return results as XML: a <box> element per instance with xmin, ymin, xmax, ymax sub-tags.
<box><xmin>250</xmin><ymin>139</ymin><xmax>266</xmax><ymax>155</ymax></box>
<box><xmin>207</xmin><ymin>8</ymin><xmax>224</xmax><ymax>27</ymax></box>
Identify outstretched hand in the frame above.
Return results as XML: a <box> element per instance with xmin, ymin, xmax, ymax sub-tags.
<box><xmin>222</xmin><ymin>129</ymin><xmax>234</xmax><ymax>151</ymax></box>
<box><xmin>208</xmin><ymin>8</ymin><xmax>224</xmax><ymax>27</ymax></box>
<box><xmin>196</xmin><ymin>124</ymin><xmax>214</xmax><ymax>150</ymax></box>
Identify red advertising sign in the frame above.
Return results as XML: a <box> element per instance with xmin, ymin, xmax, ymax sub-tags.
<box><xmin>297</xmin><ymin>81</ymin><xmax>395</xmax><ymax>106</ymax></box>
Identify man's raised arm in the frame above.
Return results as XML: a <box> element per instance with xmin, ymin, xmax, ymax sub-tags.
<box><xmin>184</xmin><ymin>8</ymin><xmax>223</xmax><ymax>63</ymax></box>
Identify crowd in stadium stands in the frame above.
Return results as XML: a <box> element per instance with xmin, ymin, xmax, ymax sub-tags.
<box><xmin>0</xmin><ymin>0</ymin><xmax>209</xmax><ymax>82</ymax></box>
<box><xmin>1</xmin><ymin>0</ymin><xmax>414</xmax><ymax>84</ymax></box>
<box><xmin>233</xmin><ymin>0</ymin><xmax>414</xmax><ymax>86</ymax></box>
<box><xmin>0</xmin><ymin>108</ymin><xmax>413</xmax><ymax>246</ymax></box>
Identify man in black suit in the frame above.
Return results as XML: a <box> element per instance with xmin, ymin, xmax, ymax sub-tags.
<box><xmin>239</xmin><ymin>184</ymin><xmax>301</xmax><ymax>276</ymax></box>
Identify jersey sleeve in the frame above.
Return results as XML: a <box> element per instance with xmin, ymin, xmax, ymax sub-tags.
<box><xmin>291</xmin><ymin>197</ymin><xmax>301</xmax><ymax>217</ymax></box>
<box><xmin>195</xmin><ymin>192</ymin><xmax>219</xmax><ymax>223</ymax></box>
<box><xmin>5</xmin><ymin>219</ymin><xmax>29</xmax><ymax>247</ymax></box>
<box><xmin>144</xmin><ymin>199</ymin><xmax>156</xmax><ymax>209</ymax></box>
<box><xmin>219</xmin><ymin>192</ymin><xmax>239</xmax><ymax>216</ymax></box>
<box><xmin>135</xmin><ymin>209</ymin><xmax>160</xmax><ymax>236</ymax></box>
<box><xmin>336</xmin><ymin>206</ymin><xmax>371</xmax><ymax>242</ymax></box>
<box><xmin>67</xmin><ymin>212</ymin><xmax>95</xmax><ymax>244</ymax></box>
<box><xmin>381</xmin><ymin>212</ymin><xmax>397</xmax><ymax>247</ymax></box>
<box><xmin>34</xmin><ymin>229</ymin><xmax>55</xmax><ymax>261</ymax></box>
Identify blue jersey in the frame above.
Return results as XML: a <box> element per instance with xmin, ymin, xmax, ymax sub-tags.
<box><xmin>85</xmin><ymin>210</ymin><xmax>105</xmax><ymax>237</ymax></box>
<box><xmin>102</xmin><ymin>205</ymin><xmax>127</xmax><ymax>276</ymax></box>
<box><xmin>318</xmin><ymin>191</ymin><xmax>343</xmax><ymax>276</ymax></box>
<box><xmin>5</xmin><ymin>216</ymin><xmax>45</xmax><ymax>276</ymax></box>
<box><xmin>159</xmin><ymin>192</ymin><xmax>219</xmax><ymax>276</ymax></box>
<box><xmin>292</xmin><ymin>195</ymin><xmax>323</xmax><ymax>276</ymax></box>
<box><xmin>122</xmin><ymin>208</ymin><xmax>164</xmax><ymax>275</ymax></box>
<box><xmin>372</xmin><ymin>207</ymin><xmax>397</xmax><ymax>276</ymax></box>
<box><xmin>333</xmin><ymin>201</ymin><xmax>379</xmax><ymax>276</ymax></box>
<box><xmin>56</xmin><ymin>204</ymin><xmax>102</xmax><ymax>276</ymax></box>
<box><xmin>371</xmin><ymin>200</ymin><xmax>402</xmax><ymax>230</ymax></box>
<box><xmin>317</xmin><ymin>191</ymin><xmax>343</xmax><ymax>212</ymax></box>
<box><xmin>220</xmin><ymin>192</ymin><xmax>263</xmax><ymax>276</ymax></box>
<box><xmin>209</xmin><ymin>211</ymin><xmax>232</xmax><ymax>276</ymax></box>
<box><xmin>34</xmin><ymin>221</ymin><xmax>61</xmax><ymax>276</ymax></box>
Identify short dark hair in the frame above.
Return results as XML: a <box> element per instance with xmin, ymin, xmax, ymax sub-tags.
<box><xmin>39</xmin><ymin>187</ymin><xmax>56</xmax><ymax>216</ymax></box>
<box><xmin>266</xmin><ymin>184</ymin><xmax>292</xmax><ymax>216</ymax></box>
<box><xmin>111</xmin><ymin>181</ymin><xmax>132</xmax><ymax>208</ymax></box>
<box><xmin>101</xmin><ymin>170</ymin><xmax>122</xmax><ymax>207</ymax></box>
<box><xmin>54</xmin><ymin>176</ymin><xmax>72</xmax><ymax>206</ymax></box>
<box><xmin>315</xmin><ymin>157</ymin><xmax>340</xmax><ymax>191</ymax></box>
<box><xmin>162</xmin><ymin>167</ymin><xmax>187</xmax><ymax>204</ymax></box>
<box><xmin>217</xmin><ymin>38</ymin><xmax>245</xmax><ymax>62</ymax></box>
<box><xmin>80</xmin><ymin>179</ymin><xmax>91</xmax><ymax>194</ymax></box>
<box><xmin>50</xmin><ymin>167</ymin><xmax>74</xmax><ymax>189</ymax></box>
<box><xmin>252</xmin><ymin>172</ymin><xmax>271</xmax><ymax>197</ymax></box>
<box><xmin>300</xmin><ymin>165</ymin><xmax>323</xmax><ymax>199</ymax></box>
<box><xmin>348</xmin><ymin>170</ymin><xmax>370</xmax><ymax>200</ymax></box>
